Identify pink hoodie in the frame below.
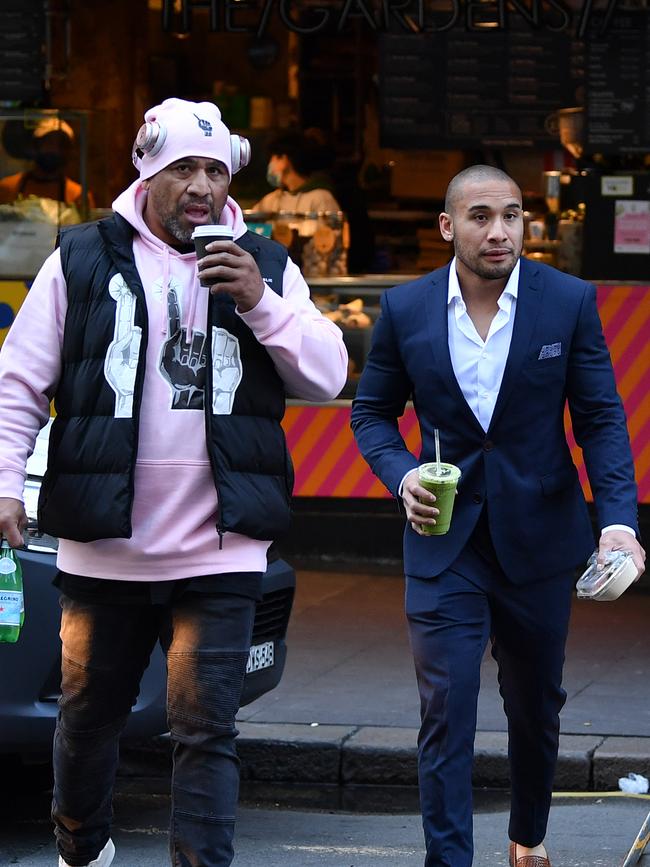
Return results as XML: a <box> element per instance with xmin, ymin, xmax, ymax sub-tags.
<box><xmin>0</xmin><ymin>181</ymin><xmax>348</xmax><ymax>579</ymax></box>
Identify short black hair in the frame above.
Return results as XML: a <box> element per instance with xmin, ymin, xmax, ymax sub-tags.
<box><xmin>444</xmin><ymin>165</ymin><xmax>520</xmax><ymax>214</ymax></box>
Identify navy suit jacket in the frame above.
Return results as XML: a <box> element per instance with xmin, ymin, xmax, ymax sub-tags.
<box><xmin>351</xmin><ymin>258</ymin><xmax>639</xmax><ymax>584</ymax></box>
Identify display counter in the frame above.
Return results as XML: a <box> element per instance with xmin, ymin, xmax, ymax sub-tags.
<box><xmin>286</xmin><ymin>275</ymin><xmax>650</xmax><ymax>505</ymax></box>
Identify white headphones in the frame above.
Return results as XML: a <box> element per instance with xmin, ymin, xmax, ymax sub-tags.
<box><xmin>131</xmin><ymin>121</ymin><xmax>251</xmax><ymax>174</ymax></box>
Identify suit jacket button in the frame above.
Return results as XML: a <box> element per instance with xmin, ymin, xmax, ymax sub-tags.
<box><xmin>472</xmin><ymin>493</ymin><xmax>483</xmax><ymax>504</ymax></box>
<box><xmin>483</xmin><ymin>440</ymin><xmax>494</xmax><ymax>452</ymax></box>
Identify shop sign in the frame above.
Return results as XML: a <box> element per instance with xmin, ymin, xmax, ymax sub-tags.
<box><xmin>601</xmin><ymin>176</ymin><xmax>634</xmax><ymax>197</ymax></box>
<box><xmin>160</xmin><ymin>0</ymin><xmax>624</xmax><ymax>38</ymax></box>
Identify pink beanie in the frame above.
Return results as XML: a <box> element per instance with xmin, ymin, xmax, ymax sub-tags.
<box><xmin>134</xmin><ymin>98</ymin><xmax>234</xmax><ymax>180</ymax></box>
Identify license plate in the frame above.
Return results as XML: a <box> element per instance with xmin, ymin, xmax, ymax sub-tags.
<box><xmin>246</xmin><ymin>641</ymin><xmax>274</xmax><ymax>674</ymax></box>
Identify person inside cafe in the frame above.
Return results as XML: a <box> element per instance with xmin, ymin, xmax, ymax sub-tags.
<box><xmin>252</xmin><ymin>129</ymin><xmax>341</xmax><ymax>215</ymax></box>
<box><xmin>0</xmin><ymin>118</ymin><xmax>94</xmax><ymax>211</ymax></box>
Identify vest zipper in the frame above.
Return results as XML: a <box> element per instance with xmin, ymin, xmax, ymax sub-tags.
<box><xmin>205</xmin><ymin>292</ymin><xmax>225</xmax><ymax>549</ymax></box>
<box><xmin>99</xmin><ymin>217</ymin><xmax>150</xmax><ymax>539</ymax></box>
<box><xmin>203</xmin><ymin>232</ymin><xmax>287</xmax><ymax>545</ymax></box>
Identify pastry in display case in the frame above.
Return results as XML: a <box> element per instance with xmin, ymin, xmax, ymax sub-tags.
<box><xmin>321</xmin><ymin>297</ymin><xmax>372</xmax><ymax>329</ymax></box>
<box><xmin>310</xmin><ymin>282</ymin><xmax>385</xmax><ymax>398</ymax></box>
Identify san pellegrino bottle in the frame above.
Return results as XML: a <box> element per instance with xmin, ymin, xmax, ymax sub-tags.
<box><xmin>0</xmin><ymin>536</ymin><xmax>24</xmax><ymax>643</ymax></box>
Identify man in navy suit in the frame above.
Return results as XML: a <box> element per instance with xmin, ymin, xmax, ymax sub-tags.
<box><xmin>351</xmin><ymin>165</ymin><xmax>645</xmax><ymax>867</ymax></box>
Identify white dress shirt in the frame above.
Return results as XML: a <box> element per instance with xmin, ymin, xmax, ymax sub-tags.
<box><xmin>447</xmin><ymin>256</ymin><xmax>519</xmax><ymax>432</ymax></box>
<box><xmin>400</xmin><ymin>257</ymin><xmax>634</xmax><ymax>540</ymax></box>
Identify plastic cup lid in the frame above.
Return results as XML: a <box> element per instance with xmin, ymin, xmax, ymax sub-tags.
<box><xmin>191</xmin><ymin>225</ymin><xmax>234</xmax><ymax>239</ymax></box>
<box><xmin>419</xmin><ymin>462</ymin><xmax>461</xmax><ymax>483</ymax></box>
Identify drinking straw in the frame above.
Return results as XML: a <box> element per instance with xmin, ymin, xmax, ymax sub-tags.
<box><xmin>435</xmin><ymin>428</ymin><xmax>441</xmax><ymax>475</ymax></box>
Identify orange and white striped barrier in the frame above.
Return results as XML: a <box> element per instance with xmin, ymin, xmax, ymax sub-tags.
<box><xmin>283</xmin><ymin>283</ymin><xmax>650</xmax><ymax>503</ymax></box>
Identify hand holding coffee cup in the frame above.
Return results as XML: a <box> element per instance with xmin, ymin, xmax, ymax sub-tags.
<box><xmin>192</xmin><ymin>225</ymin><xmax>234</xmax><ymax>287</ymax></box>
<box><xmin>193</xmin><ymin>224</ymin><xmax>264</xmax><ymax>313</ymax></box>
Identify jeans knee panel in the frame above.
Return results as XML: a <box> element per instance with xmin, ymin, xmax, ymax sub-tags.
<box><xmin>168</xmin><ymin>650</ymin><xmax>248</xmax><ymax>729</ymax></box>
<box><xmin>56</xmin><ymin>714</ymin><xmax>127</xmax><ymax>745</ymax></box>
<box><xmin>60</xmin><ymin>655</ymin><xmax>142</xmax><ymax>728</ymax></box>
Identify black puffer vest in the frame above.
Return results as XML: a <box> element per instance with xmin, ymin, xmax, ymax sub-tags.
<box><xmin>38</xmin><ymin>213</ymin><xmax>293</xmax><ymax>543</ymax></box>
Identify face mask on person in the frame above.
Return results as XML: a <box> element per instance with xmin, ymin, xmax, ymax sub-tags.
<box><xmin>266</xmin><ymin>165</ymin><xmax>282</xmax><ymax>188</ymax></box>
<box><xmin>34</xmin><ymin>152</ymin><xmax>66</xmax><ymax>174</ymax></box>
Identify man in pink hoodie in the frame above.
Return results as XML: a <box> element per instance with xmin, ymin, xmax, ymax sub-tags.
<box><xmin>0</xmin><ymin>98</ymin><xmax>348</xmax><ymax>867</ymax></box>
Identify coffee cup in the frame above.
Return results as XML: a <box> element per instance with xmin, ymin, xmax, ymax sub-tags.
<box><xmin>192</xmin><ymin>225</ymin><xmax>234</xmax><ymax>286</ymax></box>
<box><xmin>418</xmin><ymin>462</ymin><xmax>461</xmax><ymax>536</ymax></box>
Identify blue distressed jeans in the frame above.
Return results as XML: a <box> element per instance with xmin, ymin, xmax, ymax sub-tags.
<box><xmin>52</xmin><ymin>581</ymin><xmax>258</xmax><ymax>867</ymax></box>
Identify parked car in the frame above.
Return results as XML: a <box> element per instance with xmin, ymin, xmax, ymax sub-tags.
<box><xmin>0</xmin><ymin>421</ymin><xmax>295</xmax><ymax>755</ymax></box>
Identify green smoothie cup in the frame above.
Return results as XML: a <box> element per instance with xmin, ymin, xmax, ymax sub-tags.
<box><xmin>418</xmin><ymin>462</ymin><xmax>461</xmax><ymax>535</ymax></box>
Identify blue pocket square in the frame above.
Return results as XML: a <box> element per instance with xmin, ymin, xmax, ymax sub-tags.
<box><xmin>538</xmin><ymin>342</ymin><xmax>562</xmax><ymax>360</ymax></box>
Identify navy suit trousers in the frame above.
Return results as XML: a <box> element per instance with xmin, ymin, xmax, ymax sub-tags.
<box><xmin>405</xmin><ymin>512</ymin><xmax>575</xmax><ymax>866</ymax></box>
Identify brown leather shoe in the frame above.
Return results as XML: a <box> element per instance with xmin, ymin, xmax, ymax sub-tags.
<box><xmin>509</xmin><ymin>841</ymin><xmax>552</xmax><ymax>867</ymax></box>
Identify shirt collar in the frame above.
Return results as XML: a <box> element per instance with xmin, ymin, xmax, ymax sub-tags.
<box><xmin>447</xmin><ymin>256</ymin><xmax>521</xmax><ymax>310</ymax></box>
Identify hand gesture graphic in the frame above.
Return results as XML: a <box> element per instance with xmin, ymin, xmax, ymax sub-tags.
<box><xmin>211</xmin><ymin>327</ymin><xmax>242</xmax><ymax>415</ymax></box>
<box><xmin>159</xmin><ymin>287</ymin><xmax>207</xmax><ymax>409</ymax></box>
<box><xmin>104</xmin><ymin>274</ymin><xmax>142</xmax><ymax>418</ymax></box>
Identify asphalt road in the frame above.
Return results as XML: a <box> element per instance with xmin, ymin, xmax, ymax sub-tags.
<box><xmin>2</xmin><ymin>775</ymin><xmax>650</xmax><ymax>866</ymax></box>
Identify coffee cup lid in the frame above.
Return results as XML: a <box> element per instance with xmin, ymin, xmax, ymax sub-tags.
<box><xmin>191</xmin><ymin>225</ymin><xmax>234</xmax><ymax>239</ymax></box>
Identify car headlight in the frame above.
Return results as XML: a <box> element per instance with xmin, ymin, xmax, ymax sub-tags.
<box><xmin>22</xmin><ymin>477</ymin><xmax>58</xmax><ymax>553</ymax></box>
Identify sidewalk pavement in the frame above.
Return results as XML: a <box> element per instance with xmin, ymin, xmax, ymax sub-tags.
<box><xmin>119</xmin><ymin>567</ymin><xmax>650</xmax><ymax>796</ymax></box>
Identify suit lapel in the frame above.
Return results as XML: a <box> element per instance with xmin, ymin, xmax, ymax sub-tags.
<box><xmin>425</xmin><ymin>264</ymin><xmax>485</xmax><ymax>436</ymax></box>
<box><xmin>488</xmin><ymin>258</ymin><xmax>543</xmax><ymax>433</ymax></box>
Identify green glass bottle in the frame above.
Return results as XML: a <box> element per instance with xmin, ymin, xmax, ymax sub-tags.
<box><xmin>0</xmin><ymin>537</ymin><xmax>24</xmax><ymax>643</ymax></box>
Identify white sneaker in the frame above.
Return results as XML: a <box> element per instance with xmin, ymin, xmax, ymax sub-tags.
<box><xmin>59</xmin><ymin>837</ymin><xmax>115</xmax><ymax>867</ymax></box>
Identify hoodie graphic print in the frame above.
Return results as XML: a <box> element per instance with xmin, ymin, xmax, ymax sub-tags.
<box><xmin>104</xmin><ymin>259</ymin><xmax>243</xmax><ymax>417</ymax></box>
<box><xmin>155</xmin><ymin>280</ymin><xmax>242</xmax><ymax>415</ymax></box>
<box><xmin>158</xmin><ymin>279</ymin><xmax>208</xmax><ymax>411</ymax></box>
